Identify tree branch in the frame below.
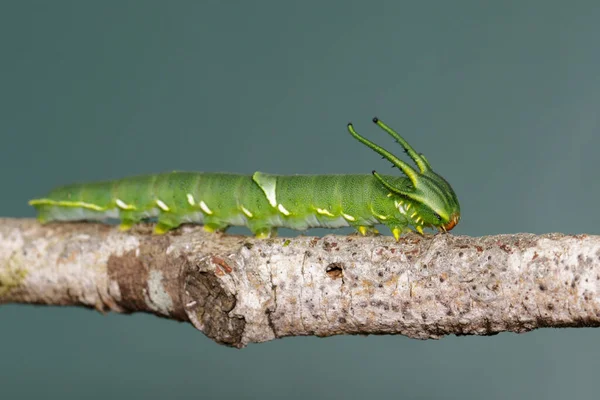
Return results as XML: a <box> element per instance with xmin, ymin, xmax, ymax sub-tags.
<box><xmin>1</xmin><ymin>218</ymin><xmax>599</xmax><ymax>347</ymax></box>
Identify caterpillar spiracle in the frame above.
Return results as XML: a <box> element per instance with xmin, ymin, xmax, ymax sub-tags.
<box><xmin>29</xmin><ymin>118</ymin><xmax>461</xmax><ymax>241</ymax></box>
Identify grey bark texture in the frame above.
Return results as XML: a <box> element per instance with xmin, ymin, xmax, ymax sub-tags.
<box><xmin>1</xmin><ymin>218</ymin><xmax>599</xmax><ymax>348</ymax></box>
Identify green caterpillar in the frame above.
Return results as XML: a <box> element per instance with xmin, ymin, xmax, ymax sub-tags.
<box><xmin>29</xmin><ymin>118</ymin><xmax>460</xmax><ymax>241</ymax></box>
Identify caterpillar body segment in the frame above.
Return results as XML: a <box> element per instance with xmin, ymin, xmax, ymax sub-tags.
<box><xmin>29</xmin><ymin>118</ymin><xmax>461</xmax><ymax>240</ymax></box>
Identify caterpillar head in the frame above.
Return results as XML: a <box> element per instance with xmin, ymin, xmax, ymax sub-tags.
<box><xmin>347</xmin><ymin>117</ymin><xmax>461</xmax><ymax>233</ymax></box>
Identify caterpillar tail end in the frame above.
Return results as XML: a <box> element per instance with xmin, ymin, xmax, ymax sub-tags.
<box><xmin>29</xmin><ymin>199</ymin><xmax>51</xmax><ymax>224</ymax></box>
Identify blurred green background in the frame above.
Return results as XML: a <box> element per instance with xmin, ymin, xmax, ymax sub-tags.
<box><xmin>2</xmin><ymin>1</ymin><xmax>599</xmax><ymax>399</ymax></box>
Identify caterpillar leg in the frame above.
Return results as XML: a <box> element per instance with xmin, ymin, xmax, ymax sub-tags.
<box><xmin>356</xmin><ymin>225</ymin><xmax>379</xmax><ymax>236</ymax></box>
<box><xmin>118</xmin><ymin>211</ymin><xmax>144</xmax><ymax>231</ymax></box>
<box><xmin>203</xmin><ymin>222</ymin><xmax>229</xmax><ymax>234</ymax></box>
<box><xmin>254</xmin><ymin>228</ymin><xmax>278</xmax><ymax>239</ymax></box>
<box><xmin>247</xmin><ymin>222</ymin><xmax>277</xmax><ymax>239</ymax></box>
<box><xmin>119</xmin><ymin>219</ymin><xmax>136</xmax><ymax>231</ymax></box>
<box><xmin>383</xmin><ymin>220</ymin><xmax>410</xmax><ymax>241</ymax></box>
<box><xmin>154</xmin><ymin>214</ymin><xmax>183</xmax><ymax>234</ymax></box>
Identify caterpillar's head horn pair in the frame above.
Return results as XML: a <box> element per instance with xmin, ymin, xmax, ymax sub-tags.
<box><xmin>347</xmin><ymin>117</ymin><xmax>460</xmax><ymax>232</ymax></box>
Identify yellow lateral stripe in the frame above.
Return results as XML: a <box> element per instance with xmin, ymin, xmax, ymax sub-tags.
<box><xmin>28</xmin><ymin>198</ymin><xmax>106</xmax><ymax>211</ymax></box>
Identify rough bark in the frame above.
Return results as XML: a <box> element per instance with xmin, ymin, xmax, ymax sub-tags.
<box><xmin>1</xmin><ymin>218</ymin><xmax>599</xmax><ymax>348</ymax></box>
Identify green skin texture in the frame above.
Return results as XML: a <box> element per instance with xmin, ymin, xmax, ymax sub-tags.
<box><xmin>29</xmin><ymin>119</ymin><xmax>461</xmax><ymax>240</ymax></box>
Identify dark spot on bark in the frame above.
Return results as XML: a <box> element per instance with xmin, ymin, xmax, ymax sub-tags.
<box><xmin>305</xmin><ymin>250</ymin><xmax>312</xmax><ymax>257</ymax></box>
<box><xmin>475</xmin><ymin>245</ymin><xmax>483</xmax><ymax>252</ymax></box>
<box><xmin>107</xmin><ymin>235</ymin><xmax>186</xmax><ymax>320</ymax></box>
<box><xmin>326</xmin><ymin>263</ymin><xmax>344</xmax><ymax>279</ymax></box>
<box><xmin>183</xmin><ymin>262</ymin><xmax>245</xmax><ymax>347</ymax></box>
<box><xmin>499</xmin><ymin>244</ymin><xmax>511</xmax><ymax>253</ymax></box>
<box><xmin>421</xmin><ymin>312</ymin><xmax>427</xmax><ymax>320</ymax></box>
<box><xmin>212</xmin><ymin>256</ymin><xmax>233</xmax><ymax>276</ymax></box>
<box><xmin>243</xmin><ymin>242</ymin><xmax>254</xmax><ymax>250</ymax></box>
<box><xmin>488</xmin><ymin>255</ymin><xmax>492</xmax><ymax>260</ymax></box>
<box><xmin>323</xmin><ymin>241</ymin><xmax>338</xmax><ymax>252</ymax></box>
<box><xmin>547</xmin><ymin>303</ymin><xmax>554</xmax><ymax>310</ymax></box>
<box><xmin>458</xmin><ymin>252</ymin><xmax>463</xmax><ymax>257</ymax></box>
<box><xmin>539</xmin><ymin>284</ymin><xmax>547</xmax><ymax>291</ymax></box>
<box><xmin>372</xmin><ymin>300</ymin><xmax>385</xmax><ymax>308</ymax></box>
<box><xmin>378</xmin><ymin>271</ymin><xmax>384</xmax><ymax>277</ymax></box>
<box><xmin>338</xmin><ymin>317</ymin><xmax>346</xmax><ymax>324</ymax></box>
<box><xmin>439</xmin><ymin>276</ymin><xmax>445</xmax><ymax>283</ymax></box>
<box><xmin>378</xmin><ymin>283</ymin><xmax>383</xmax><ymax>288</ymax></box>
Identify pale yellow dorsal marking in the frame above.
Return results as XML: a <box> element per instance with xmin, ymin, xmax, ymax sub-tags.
<box><xmin>410</xmin><ymin>212</ymin><xmax>417</xmax><ymax>218</ymax></box>
<box><xmin>358</xmin><ymin>226</ymin><xmax>368</xmax><ymax>236</ymax></box>
<box><xmin>387</xmin><ymin>193</ymin><xmax>393</xmax><ymax>198</ymax></box>
<box><xmin>186</xmin><ymin>193</ymin><xmax>195</xmax><ymax>207</ymax></box>
<box><xmin>406</xmin><ymin>203</ymin><xmax>411</xmax><ymax>210</ymax></box>
<box><xmin>199</xmin><ymin>201</ymin><xmax>213</xmax><ymax>215</ymax></box>
<box><xmin>116</xmin><ymin>199</ymin><xmax>136</xmax><ymax>210</ymax></box>
<box><xmin>277</xmin><ymin>204</ymin><xmax>291</xmax><ymax>216</ymax></box>
<box><xmin>156</xmin><ymin>199</ymin><xmax>170</xmax><ymax>212</ymax></box>
<box><xmin>342</xmin><ymin>213</ymin><xmax>356</xmax><ymax>222</ymax></box>
<box><xmin>416</xmin><ymin>226</ymin><xmax>424</xmax><ymax>235</ymax></box>
<box><xmin>316</xmin><ymin>208</ymin><xmax>335</xmax><ymax>217</ymax></box>
<box><xmin>241</xmin><ymin>206</ymin><xmax>253</xmax><ymax>218</ymax></box>
<box><xmin>252</xmin><ymin>172</ymin><xmax>278</xmax><ymax>207</ymax></box>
